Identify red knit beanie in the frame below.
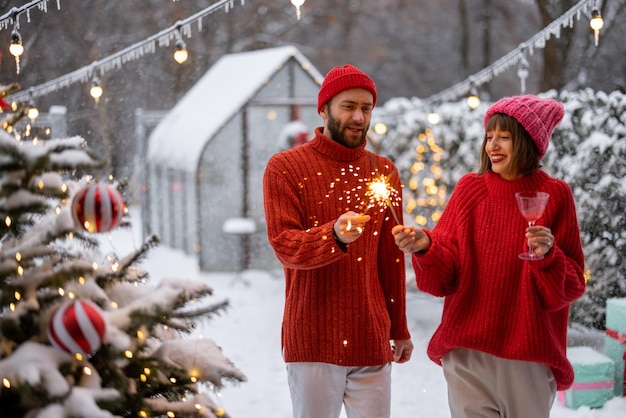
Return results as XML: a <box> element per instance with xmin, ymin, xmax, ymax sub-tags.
<box><xmin>317</xmin><ymin>64</ymin><xmax>377</xmax><ymax>113</ymax></box>
<box><xmin>483</xmin><ymin>94</ymin><xmax>564</xmax><ymax>159</ymax></box>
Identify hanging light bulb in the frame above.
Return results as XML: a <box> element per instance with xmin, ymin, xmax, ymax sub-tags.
<box><xmin>173</xmin><ymin>40</ymin><xmax>188</xmax><ymax>64</ymax></box>
<box><xmin>467</xmin><ymin>86</ymin><xmax>480</xmax><ymax>110</ymax></box>
<box><xmin>173</xmin><ymin>25</ymin><xmax>189</xmax><ymax>64</ymax></box>
<box><xmin>517</xmin><ymin>55</ymin><xmax>529</xmax><ymax>94</ymax></box>
<box><xmin>26</xmin><ymin>90</ymin><xmax>39</xmax><ymax>122</ymax></box>
<box><xmin>589</xmin><ymin>9</ymin><xmax>604</xmax><ymax>47</ymax></box>
<box><xmin>9</xmin><ymin>28</ymin><xmax>24</xmax><ymax>74</ymax></box>
<box><xmin>90</xmin><ymin>77</ymin><xmax>103</xmax><ymax>104</ymax></box>
<box><xmin>291</xmin><ymin>0</ymin><xmax>305</xmax><ymax>20</ymax></box>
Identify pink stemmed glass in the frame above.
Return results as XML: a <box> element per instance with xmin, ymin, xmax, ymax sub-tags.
<box><xmin>515</xmin><ymin>191</ymin><xmax>550</xmax><ymax>260</ymax></box>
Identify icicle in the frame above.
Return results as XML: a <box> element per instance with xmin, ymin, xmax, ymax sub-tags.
<box><xmin>517</xmin><ymin>55</ymin><xmax>529</xmax><ymax>94</ymax></box>
<box><xmin>291</xmin><ymin>0</ymin><xmax>305</xmax><ymax>20</ymax></box>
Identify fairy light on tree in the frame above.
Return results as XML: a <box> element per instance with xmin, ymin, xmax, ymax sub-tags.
<box><xmin>404</xmin><ymin>129</ymin><xmax>447</xmax><ymax>227</ymax></box>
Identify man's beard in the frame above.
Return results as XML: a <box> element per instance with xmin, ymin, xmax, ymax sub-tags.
<box><xmin>327</xmin><ymin>111</ymin><xmax>368</xmax><ymax>149</ymax></box>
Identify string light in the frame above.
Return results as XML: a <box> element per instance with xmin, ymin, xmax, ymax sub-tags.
<box><xmin>1</xmin><ymin>0</ymin><xmax>605</xmax><ymax>112</ymax></box>
<box><xmin>422</xmin><ymin>0</ymin><xmax>599</xmax><ymax>106</ymax></box>
<box><xmin>0</xmin><ymin>1</ymin><xmax>56</xmax><ymax>29</ymax></box>
<box><xmin>7</xmin><ymin>0</ymin><xmax>247</xmax><ymax>103</ymax></box>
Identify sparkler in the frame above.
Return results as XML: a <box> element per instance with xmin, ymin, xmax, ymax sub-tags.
<box><xmin>363</xmin><ymin>171</ymin><xmax>423</xmax><ymax>270</ymax></box>
<box><xmin>363</xmin><ymin>173</ymin><xmax>402</xmax><ymax>225</ymax></box>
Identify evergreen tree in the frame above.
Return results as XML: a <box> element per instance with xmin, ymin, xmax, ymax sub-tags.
<box><xmin>0</xmin><ymin>86</ymin><xmax>244</xmax><ymax>417</ymax></box>
<box><xmin>548</xmin><ymin>89</ymin><xmax>626</xmax><ymax>330</ymax></box>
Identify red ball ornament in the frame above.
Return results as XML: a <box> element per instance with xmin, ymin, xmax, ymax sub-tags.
<box><xmin>48</xmin><ymin>299</ymin><xmax>106</xmax><ymax>356</ymax></box>
<box><xmin>72</xmin><ymin>183</ymin><xmax>125</xmax><ymax>233</ymax></box>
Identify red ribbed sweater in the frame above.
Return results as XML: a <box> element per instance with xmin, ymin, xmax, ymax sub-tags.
<box><xmin>413</xmin><ymin>169</ymin><xmax>586</xmax><ymax>390</ymax></box>
<box><xmin>263</xmin><ymin>128</ymin><xmax>411</xmax><ymax>366</ymax></box>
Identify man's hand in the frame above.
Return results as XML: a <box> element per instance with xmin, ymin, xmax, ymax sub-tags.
<box><xmin>392</xmin><ymin>339</ymin><xmax>413</xmax><ymax>363</ymax></box>
<box><xmin>334</xmin><ymin>211</ymin><xmax>371</xmax><ymax>244</ymax></box>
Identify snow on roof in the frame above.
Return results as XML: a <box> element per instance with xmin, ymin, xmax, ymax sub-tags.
<box><xmin>147</xmin><ymin>46</ymin><xmax>323</xmax><ymax>171</ymax></box>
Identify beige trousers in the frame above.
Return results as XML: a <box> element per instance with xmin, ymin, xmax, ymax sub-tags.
<box><xmin>286</xmin><ymin>362</ymin><xmax>392</xmax><ymax>418</ymax></box>
<box><xmin>442</xmin><ymin>348</ymin><xmax>557</xmax><ymax>418</ymax></box>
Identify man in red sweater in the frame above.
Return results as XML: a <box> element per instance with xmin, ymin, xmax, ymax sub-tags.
<box><xmin>263</xmin><ymin>65</ymin><xmax>413</xmax><ymax>418</ymax></box>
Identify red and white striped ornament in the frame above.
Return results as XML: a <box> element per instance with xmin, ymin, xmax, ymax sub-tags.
<box><xmin>48</xmin><ymin>299</ymin><xmax>106</xmax><ymax>356</ymax></box>
<box><xmin>72</xmin><ymin>183</ymin><xmax>125</xmax><ymax>233</ymax></box>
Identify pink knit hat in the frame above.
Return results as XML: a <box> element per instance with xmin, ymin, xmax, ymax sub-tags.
<box><xmin>318</xmin><ymin>64</ymin><xmax>377</xmax><ymax>113</ymax></box>
<box><xmin>483</xmin><ymin>94</ymin><xmax>564</xmax><ymax>159</ymax></box>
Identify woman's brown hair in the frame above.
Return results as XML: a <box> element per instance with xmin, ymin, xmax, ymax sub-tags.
<box><xmin>477</xmin><ymin>113</ymin><xmax>541</xmax><ymax>178</ymax></box>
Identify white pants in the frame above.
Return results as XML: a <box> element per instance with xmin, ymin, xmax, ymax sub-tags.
<box><xmin>286</xmin><ymin>362</ymin><xmax>392</xmax><ymax>418</ymax></box>
<box><xmin>442</xmin><ymin>348</ymin><xmax>557</xmax><ymax>418</ymax></box>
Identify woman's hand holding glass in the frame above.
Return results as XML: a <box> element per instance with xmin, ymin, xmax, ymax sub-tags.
<box><xmin>524</xmin><ymin>225</ymin><xmax>555</xmax><ymax>258</ymax></box>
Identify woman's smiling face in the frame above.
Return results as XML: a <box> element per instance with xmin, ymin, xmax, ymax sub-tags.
<box><xmin>485</xmin><ymin>127</ymin><xmax>519</xmax><ymax>180</ymax></box>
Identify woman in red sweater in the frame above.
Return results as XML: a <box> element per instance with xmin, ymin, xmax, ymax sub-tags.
<box><xmin>393</xmin><ymin>94</ymin><xmax>586</xmax><ymax>418</ymax></box>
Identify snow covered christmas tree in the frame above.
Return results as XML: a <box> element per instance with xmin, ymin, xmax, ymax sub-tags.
<box><xmin>0</xmin><ymin>88</ymin><xmax>244</xmax><ymax>417</ymax></box>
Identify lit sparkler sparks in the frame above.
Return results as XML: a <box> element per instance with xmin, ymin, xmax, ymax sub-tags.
<box><xmin>365</xmin><ymin>173</ymin><xmax>423</xmax><ymax>270</ymax></box>
<box><xmin>364</xmin><ymin>173</ymin><xmax>402</xmax><ymax>225</ymax></box>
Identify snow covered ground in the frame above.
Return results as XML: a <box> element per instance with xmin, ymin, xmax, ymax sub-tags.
<box><xmin>105</xmin><ymin>209</ymin><xmax>626</xmax><ymax>417</ymax></box>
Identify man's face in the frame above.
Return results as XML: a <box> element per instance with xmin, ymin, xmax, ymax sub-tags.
<box><xmin>321</xmin><ymin>88</ymin><xmax>373</xmax><ymax>148</ymax></box>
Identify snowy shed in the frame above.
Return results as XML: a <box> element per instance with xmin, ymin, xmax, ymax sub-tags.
<box><xmin>144</xmin><ymin>46</ymin><xmax>323</xmax><ymax>272</ymax></box>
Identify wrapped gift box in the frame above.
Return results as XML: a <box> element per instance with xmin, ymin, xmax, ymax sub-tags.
<box><xmin>558</xmin><ymin>346</ymin><xmax>614</xmax><ymax>409</ymax></box>
<box><xmin>605</xmin><ymin>297</ymin><xmax>626</xmax><ymax>396</ymax></box>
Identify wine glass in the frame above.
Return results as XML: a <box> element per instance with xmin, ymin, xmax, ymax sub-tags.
<box><xmin>515</xmin><ymin>191</ymin><xmax>550</xmax><ymax>260</ymax></box>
